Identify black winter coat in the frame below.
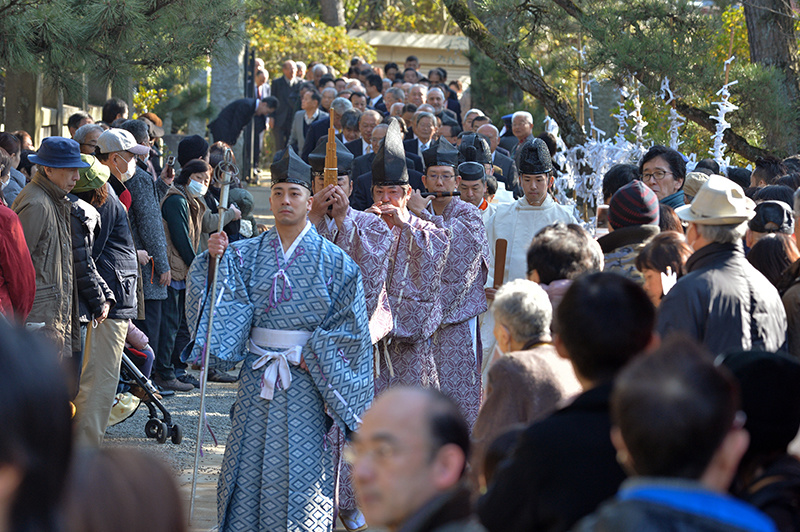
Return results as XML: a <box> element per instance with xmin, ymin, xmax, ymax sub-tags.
<box><xmin>87</xmin><ymin>187</ymin><xmax>139</xmax><ymax>320</ymax></box>
<box><xmin>477</xmin><ymin>383</ymin><xmax>626</xmax><ymax>532</ymax></box>
<box><xmin>68</xmin><ymin>194</ymin><xmax>114</xmax><ymax>323</ymax></box>
<box><xmin>656</xmin><ymin>242</ymin><xmax>787</xmax><ymax>356</ymax></box>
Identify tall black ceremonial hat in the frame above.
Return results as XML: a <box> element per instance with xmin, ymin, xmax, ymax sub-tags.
<box><xmin>308</xmin><ymin>136</ymin><xmax>354</xmax><ymax>175</ymax></box>
<box><xmin>270</xmin><ymin>146</ymin><xmax>312</xmax><ymax>191</ymax></box>
<box><xmin>422</xmin><ymin>137</ymin><xmax>459</xmax><ymax>170</ymax></box>
<box><xmin>458</xmin><ymin>133</ymin><xmax>492</xmax><ymax>165</ymax></box>
<box><xmin>372</xmin><ymin>120</ymin><xmax>408</xmax><ymax>186</ymax></box>
<box><xmin>458</xmin><ymin>161</ymin><xmax>486</xmax><ymax>182</ymax></box>
<box><xmin>516</xmin><ymin>137</ymin><xmax>553</xmax><ymax>175</ymax></box>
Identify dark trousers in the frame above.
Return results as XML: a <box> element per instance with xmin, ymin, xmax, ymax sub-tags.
<box><xmin>156</xmin><ymin>286</ymin><xmax>186</xmax><ymax>380</ymax></box>
<box><xmin>133</xmin><ymin>298</ymin><xmax>162</xmax><ymax>358</ymax></box>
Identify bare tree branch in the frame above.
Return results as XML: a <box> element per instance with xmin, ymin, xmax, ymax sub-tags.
<box><xmin>443</xmin><ymin>0</ymin><xmax>587</xmax><ymax>147</ymax></box>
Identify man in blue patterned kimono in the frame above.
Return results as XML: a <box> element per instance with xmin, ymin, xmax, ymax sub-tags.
<box><xmin>185</xmin><ymin>146</ymin><xmax>373</xmax><ymax>531</ymax></box>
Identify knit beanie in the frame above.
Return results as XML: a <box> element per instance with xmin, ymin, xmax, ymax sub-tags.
<box><xmin>178</xmin><ymin>135</ymin><xmax>209</xmax><ymax>166</ymax></box>
<box><xmin>608</xmin><ymin>180</ymin><xmax>660</xmax><ymax>230</ymax></box>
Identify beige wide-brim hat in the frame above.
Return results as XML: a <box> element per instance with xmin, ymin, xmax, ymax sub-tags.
<box><xmin>675</xmin><ymin>174</ymin><xmax>755</xmax><ymax>225</ymax></box>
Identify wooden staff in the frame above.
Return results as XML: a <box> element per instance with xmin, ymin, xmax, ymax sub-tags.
<box><xmin>493</xmin><ymin>238</ymin><xmax>508</xmax><ymax>289</ymax></box>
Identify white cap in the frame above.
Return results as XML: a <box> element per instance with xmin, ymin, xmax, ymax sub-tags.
<box><xmin>96</xmin><ymin>128</ymin><xmax>150</xmax><ymax>155</ymax></box>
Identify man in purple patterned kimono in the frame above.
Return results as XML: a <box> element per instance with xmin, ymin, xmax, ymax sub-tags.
<box><xmin>308</xmin><ymin>136</ymin><xmax>393</xmax><ymax>531</ymax></box>
<box><xmin>365</xmin><ymin>120</ymin><xmax>449</xmax><ymax>393</ymax></box>
<box><xmin>308</xmin><ymin>136</ymin><xmax>393</xmax><ymax>345</ymax></box>
<box><xmin>407</xmin><ymin>140</ymin><xmax>489</xmax><ymax>428</ymax></box>
<box><xmin>185</xmin><ymin>147</ymin><xmax>373</xmax><ymax>532</ymax></box>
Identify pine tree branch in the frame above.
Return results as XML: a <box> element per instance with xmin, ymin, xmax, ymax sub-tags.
<box><xmin>442</xmin><ymin>0</ymin><xmax>587</xmax><ymax>147</ymax></box>
<box><xmin>0</xmin><ymin>0</ymin><xmax>44</xmax><ymax>17</ymax></box>
<box><xmin>550</xmin><ymin>0</ymin><xmax>772</xmax><ymax>160</ymax></box>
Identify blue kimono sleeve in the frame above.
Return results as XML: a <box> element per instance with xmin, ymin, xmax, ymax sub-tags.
<box><xmin>303</xmin><ymin>244</ymin><xmax>374</xmax><ymax>433</ymax></box>
<box><xmin>185</xmin><ymin>246</ymin><xmax>254</xmax><ymax>366</ymax></box>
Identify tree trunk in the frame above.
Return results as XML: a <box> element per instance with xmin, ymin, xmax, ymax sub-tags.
<box><xmin>321</xmin><ymin>0</ymin><xmax>345</xmax><ymax>27</ymax></box>
<box><xmin>743</xmin><ymin>0</ymin><xmax>800</xmax><ymax>154</ymax></box>
<box><xmin>744</xmin><ymin>0</ymin><xmax>799</xmax><ymax>71</ymax></box>
<box><xmin>443</xmin><ymin>0</ymin><xmax>587</xmax><ymax>147</ymax></box>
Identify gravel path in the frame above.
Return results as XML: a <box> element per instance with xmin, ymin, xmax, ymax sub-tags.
<box><xmin>103</xmin><ymin>366</ymin><xmax>238</xmax><ymax>531</ymax></box>
<box><xmin>104</xmin><ymin>367</ymin><xmax>237</xmax><ymax>472</ymax></box>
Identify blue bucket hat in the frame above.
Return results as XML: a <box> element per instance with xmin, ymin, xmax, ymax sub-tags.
<box><xmin>28</xmin><ymin>137</ymin><xmax>90</xmax><ymax>169</ymax></box>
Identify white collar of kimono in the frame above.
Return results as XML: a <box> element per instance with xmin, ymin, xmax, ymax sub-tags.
<box><xmin>277</xmin><ymin>221</ymin><xmax>312</xmax><ymax>264</ymax></box>
<box><xmin>518</xmin><ymin>194</ymin><xmax>554</xmax><ymax>209</ymax></box>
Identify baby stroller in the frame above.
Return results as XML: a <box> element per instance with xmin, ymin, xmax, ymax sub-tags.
<box><xmin>118</xmin><ymin>347</ymin><xmax>183</xmax><ymax>445</ymax></box>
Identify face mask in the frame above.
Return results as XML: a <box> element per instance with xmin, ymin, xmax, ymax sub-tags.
<box><xmin>186</xmin><ymin>180</ymin><xmax>208</xmax><ymax>198</ymax></box>
<box><xmin>116</xmin><ymin>155</ymin><xmax>136</xmax><ymax>182</ymax></box>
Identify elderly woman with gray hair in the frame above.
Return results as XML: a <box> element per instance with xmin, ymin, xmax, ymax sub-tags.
<box><xmin>471</xmin><ymin>279</ymin><xmax>581</xmax><ymax>489</ymax></box>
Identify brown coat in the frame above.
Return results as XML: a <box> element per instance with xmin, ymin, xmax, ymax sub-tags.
<box><xmin>12</xmin><ymin>170</ymin><xmax>76</xmax><ymax>354</ymax></box>
<box><xmin>161</xmin><ymin>185</ymin><xmax>206</xmax><ymax>281</ymax></box>
<box><xmin>471</xmin><ymin>344</ymin><xmax>581</xmax><ymax>483</ymax></box>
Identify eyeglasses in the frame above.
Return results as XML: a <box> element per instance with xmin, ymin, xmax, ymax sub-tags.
<box><xmin>343</xmin><ymin>441</ymin><xmax>427</xmax><ymax>466</ymax></box>
<box><xmin>642</xmin><ymin>170</ymin><xmax>673</xmax><ymax>182</ymax></box>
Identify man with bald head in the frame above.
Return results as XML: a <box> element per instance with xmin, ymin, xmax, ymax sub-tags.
<box><xmin>352</xmin><ymin>387</ymin><xmax>486</xmax><ymax>532</ymax></box>
<box><xmin>271</xmin><ymin>59</ymin><xmax>300</xmax><ymax>150</ymax></box>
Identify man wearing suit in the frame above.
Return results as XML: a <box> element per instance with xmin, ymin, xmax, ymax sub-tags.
<box><xmin>497</xmin><ymin>114</ymin><xmax>518</xmax><ymax>153</ymax></box>
<box><xmin>403</xmin><ymin>111</ymin><xmax>438</xmax><ymax>157</ymax></box>
<box><xmin>510</xmin><ymin>111</ymin><xmax>535</xmax><ymax>157</ymax></box>
<box><xmin>477</xmin><ymin>123</ymin><xmax>521</xmax><ymax>198</ymax></box>
<box><xmin>345</xmin><ymin>110</ymin><xmax>381</xmax><ymax>158</ymax></box>
<box><xmin>287</xmin><ymin>90</ymin><xmax>328</xmax><ymax>154</ymax></box>
<box><xmin>365</xmin><ymin>74</ymin><xmax>387</xmax><ymax>114</ymax></box>
<box><xmin>351</xmin><ymin>123</ymin><xmax>426</xmax><ymax>210</ymax></box>
<box><xmin>402</xmin><ymin>111</ymin><xmax>437</xmax><ymax>173</ymax></box>
<box><xmin>301</xmin><ymin>97</ymin><xmax>353</xmax><ymax>162</ymax></box>
<box><xmin>208</xmin><ymin>97</ymin><xmax>277</xmax><ymax>149</ymax></box>
<box><xmin>270</xmin><ymin>60</ymin><xmax>300</xmax><ymax>151</ymax></box>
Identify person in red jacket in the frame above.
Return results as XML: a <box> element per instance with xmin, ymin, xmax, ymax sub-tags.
<box><xmin>0</xmin><ymin>202</ymin><xmax>35</xmax><ymax>324</ymax></box>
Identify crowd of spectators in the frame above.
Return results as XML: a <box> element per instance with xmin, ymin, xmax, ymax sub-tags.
<box><xmin>3</xmin><ymin>52</ymin><xmax>800</xmax><ymax>532</ymax></box>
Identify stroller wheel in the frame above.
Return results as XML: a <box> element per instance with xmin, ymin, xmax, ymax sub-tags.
<box><xmin>171</xmin><ymin>423</ymin><xmax>183</xmax><ymax>445</ymax></box>
<box><xmin>145</xmin><ymin>418</ymin><xmax>161</xmax><ymax>439</ymax></box>
<box><xmin>156</xmin><ymin>421</ymin><xmax>169</xmax><ymax>444</ymax></box>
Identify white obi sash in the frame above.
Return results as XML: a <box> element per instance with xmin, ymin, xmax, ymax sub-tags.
<box><xmin>249</xmin><ymin>327</ymin><xmax>312</xmax><ymax>400</ymax></box>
